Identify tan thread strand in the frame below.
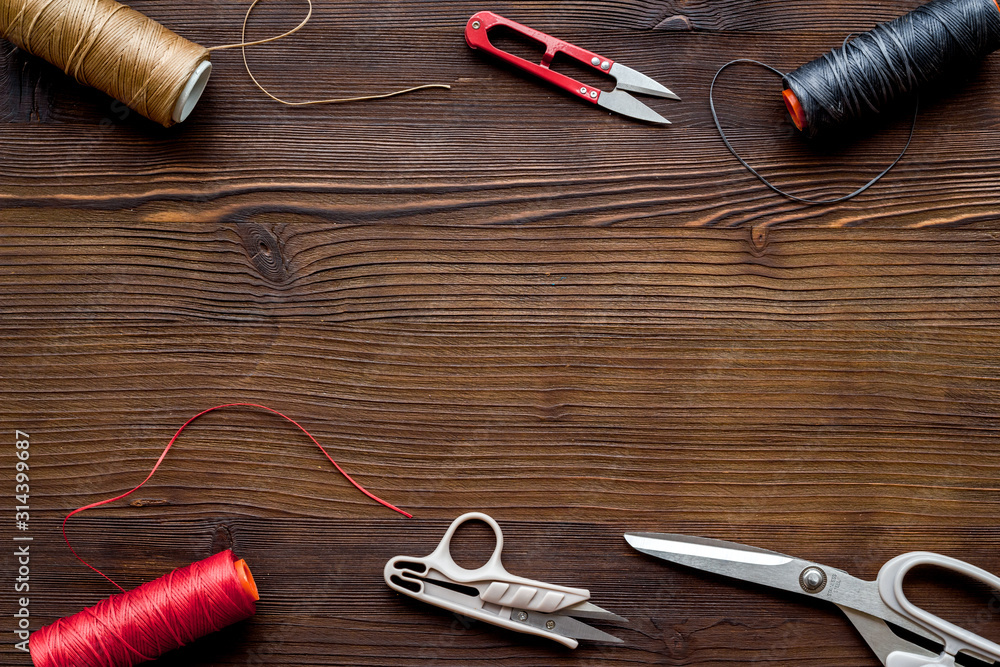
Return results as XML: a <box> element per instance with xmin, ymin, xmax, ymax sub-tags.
<box><xmin>61</xmin><ymin>0</ymin><xmax>90</xmax><ymax>78</ymax></box>
<box><xmin>207</xmin><ymin>0</ymin><xmax>314</xmax><ymax>51</ymax></box>
<box><xmin>66</xmin><ymin>3</ymin><xmax>124</xmax><ymax>81</ymax></box>
<box><xmin>208</xmin><ymin>0</ymin><xmax>451</xmax><ymax>105</ymax></box>
<box><xmin>0</xmin><ymin>0</ymin><xmax>449</xmax><ymax>127</ymax></box>
<box><xmin>20</xmin><ymin>0</ymin><xmax>56</xmax><ymax>54</ymax></box>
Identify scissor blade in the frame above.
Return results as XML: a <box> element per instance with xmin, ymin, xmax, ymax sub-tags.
<box><xmin>598</xmin><ymin>89</ymin><xmax>670</xmax><ymax>124</ymax></box>
<box><xmin>625</xmin><ymin>532</ymin><xmax>799</xmax><ymax>583</ymax></box>
<box><xmin>516</xmin><ymin>609</ymin><xmax>624</xmax><ymax>644</ymax></box>
<box><xmin>423</xmin><ymin>579</ymin><xmax>485</xmax><ymax>612</ymax></box>
<box><xmin>561</xmin><ymin>600</ymin><xmax>628</xmax><ymax>623</ymax></box>
<box><xmin>609</xmin><ymin>62</ymin><xmax>681</xmax><ymax>100</ymax></box>
<box><xmin>624</xmin><ymin>533</ymin><xmax>937</xmax><ymax>643</ymax></box>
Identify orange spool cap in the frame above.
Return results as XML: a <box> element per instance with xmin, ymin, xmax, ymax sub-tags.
<box><xmin>234</xmin><ymin>559</ymin><xmax>260</xmax><ymax>602</ymax></box>
<box><xmin>782</xmin><ymin>88</ymin><xmax>807</xmax><ymax>132</ymax></box>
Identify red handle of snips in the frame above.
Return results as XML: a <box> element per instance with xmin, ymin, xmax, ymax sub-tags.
<box><xmin>465</xmin><ymin>11</ymin><xmax>614</xmax><ymax>105</ymax></box>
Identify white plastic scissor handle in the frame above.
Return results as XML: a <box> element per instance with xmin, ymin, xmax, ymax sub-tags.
<box><xmin>423</xmin><ymin>512</ymin><xmax>508</xmax><ymax>583</ymax></box>
<box><xmin>878</xmin><ymin>552</ymin><xmax>1000</xmax><ymax>667</ymax></box>
<box><xmin>421</xmin><ymin>512</ymin><xmax>591</xmax><ymax>612</ymax></box>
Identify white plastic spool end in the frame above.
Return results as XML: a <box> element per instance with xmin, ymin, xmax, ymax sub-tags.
<box><xmin>172</xmin><ymin>60</ymin><xmax>212</xmax><ymax>124</ymax></box>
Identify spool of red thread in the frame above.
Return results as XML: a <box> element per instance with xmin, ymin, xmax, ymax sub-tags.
<box><xmin>29</xmin><ymin>550</ymin><xmax>259</xmax><ymax>667</ymax></box>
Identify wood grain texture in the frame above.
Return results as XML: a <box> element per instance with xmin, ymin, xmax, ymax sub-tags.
<box><xmin>2</xmin><ymin>1</ymin><xmax>1000</xmax><ymax>226</ymax></box>
<box><xmin>3</xmin><ymin>2</ymin><xmax>1000</xmax><ymax>664</ymax></box>
<box><xmin>3</xmin><ymin>223</ymin><xmax>1000</xmax><ymax>666</ymax></box>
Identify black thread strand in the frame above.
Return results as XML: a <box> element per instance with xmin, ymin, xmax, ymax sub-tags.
<box><xmin>710</xmin><ymin>59</ymin><xmax>917</xmax><ymax>205</ymax></box>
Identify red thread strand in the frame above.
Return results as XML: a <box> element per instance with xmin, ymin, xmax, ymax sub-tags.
<box><xmin>30</xmin><ymin>550</ymin><xmax>257</xmax><ymax>667</ymax></box>
<box><xmin>63</xmin><ymin>403</ymin><xmax>411</xmax><ymax>592</ymax></box>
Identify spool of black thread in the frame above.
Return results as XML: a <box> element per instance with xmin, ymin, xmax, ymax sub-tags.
<box><xmin>782</xmin><ymin>0</ymin><xmax>1000</xmax><ymax>139</ymax></box>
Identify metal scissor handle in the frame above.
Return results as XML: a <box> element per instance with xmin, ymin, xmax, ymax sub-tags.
<box><xmin>878</xmin><ymin>552</ymin><xmax>1000</xmax><ymax>667</ymax></box>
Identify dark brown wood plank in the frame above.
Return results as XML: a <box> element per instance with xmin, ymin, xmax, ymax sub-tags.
<box><xmin>4</xmin><ymin>224</ymin><xmax>1000</xmax><ymax>325</ymax></box>
<box><xmin>6</xmin><ymin>517</ymin><xmax>998</xmax><ymax>667</ymax></box>
<box><xmin>3</xmin><ymin>2</ymin><xmax>1000</xmax><ymax>226</ymax></box>
<box><xmin>4</xmin><ymin>0</ymin><xmax>1000</xmax><ymax>661</ymax></box>
<box><xmin>3</xmin><ymin>222</ymin><xmax>1000</xmax><ymax>665</ymax></box>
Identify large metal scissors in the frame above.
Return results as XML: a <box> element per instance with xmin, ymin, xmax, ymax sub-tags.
<box><xmin>626</xmin><ymin>532</ymin><xmax>1000</xmax><ymax>667</ymax></box>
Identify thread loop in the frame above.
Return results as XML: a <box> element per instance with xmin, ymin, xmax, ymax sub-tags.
<box><xmin>710</xmin><ymin>0</ymin><xmax>1000</xmax><ymax>203</ymax></box>
<box><xmin>710</xmin><ymin>59</ymin><xmax>917</xmax><ymax>204</ymax></box>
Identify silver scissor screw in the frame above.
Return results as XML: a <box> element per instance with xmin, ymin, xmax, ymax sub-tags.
<box><xmin>472</xmin><ymin>21</ymin><xmax>481</xmax><ymax>29</ymax></box>
<box><xmin>516</xmin><ymin>611</ymin><xmax>528</xmax><ymax>621</ymax></box>
<box><xmin>800</xmin><ymin>567</ymin><xmax>827</xmax><ymax>594</ymax></box>
<box><xmin>601</xmin><ymin>61</ymin><xmax>611</xmax><ymax>71</ymax></box>
<box><xmin>545</xmin><ymin>620</ymin><xmax>556</xmax><ymax>630</ymax></box>
<box><xmin>590</xmin><ymin>90</ymin><xmax>598</xmax><ymax>99</ymax></box>
<box><xmin>580</xmin><ymin>87</ymin><xmax>588</xmax><ymax>94</ymax></box>
<box><xmin>591</xmin><ymin>57</ymin><xmax>600</xmax><ymax>66</ymax></box>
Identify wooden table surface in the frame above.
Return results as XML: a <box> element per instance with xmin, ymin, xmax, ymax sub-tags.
<box><xmin>4</xmin><ymin>1</ymin><xmax>1000</xmax><ymax>666</ymax></box>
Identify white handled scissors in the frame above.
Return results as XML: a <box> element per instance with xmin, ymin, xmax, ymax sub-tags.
<box><xmin>385</xmin><ymin>512</ymin><xmax>626</xmax><ymax>648</ymax></box>
<box><xmin>626</xmin><ymin>533</ymin><xmax>1000</xmax><ymax>667</ymax></box>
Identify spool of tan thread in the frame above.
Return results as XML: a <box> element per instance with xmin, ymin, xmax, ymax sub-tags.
<box><xmin>1</xmin><ymin>0</ymin><xmax>450</xmax><ymax>127</ymax></box>
<box><xmin>0</xmin><ymin>0</ymin><xmax>210</xmax><ymax>126</ymax></box>
<box><xmin>0</xmin><ymin>0</ymin><xmax>211</xmax><ymax>126</ymax></box>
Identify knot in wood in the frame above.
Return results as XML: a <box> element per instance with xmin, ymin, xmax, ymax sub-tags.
<box><xmin>749</xmin><ymin>225</ymin><xmax>769</xmax><ymax>255</ymax></box>
<box><xmin>211</xmin><ymin>523</ymin><xmax>235</xmax><ymax>553</ymax></box>
<box><xmin>654</xmin><ymin>15</ymin><xmax>694</xmax><ymax>31</ymax></box>
<box><xmin>129</xmin><ymin>498</ymin><xmax>169</xmax><ymax>507</ymax></box>
<box><xmin>237</xmin><ymin>222</ymin><xmax>288</xmax><ymax>284</ymax></box>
